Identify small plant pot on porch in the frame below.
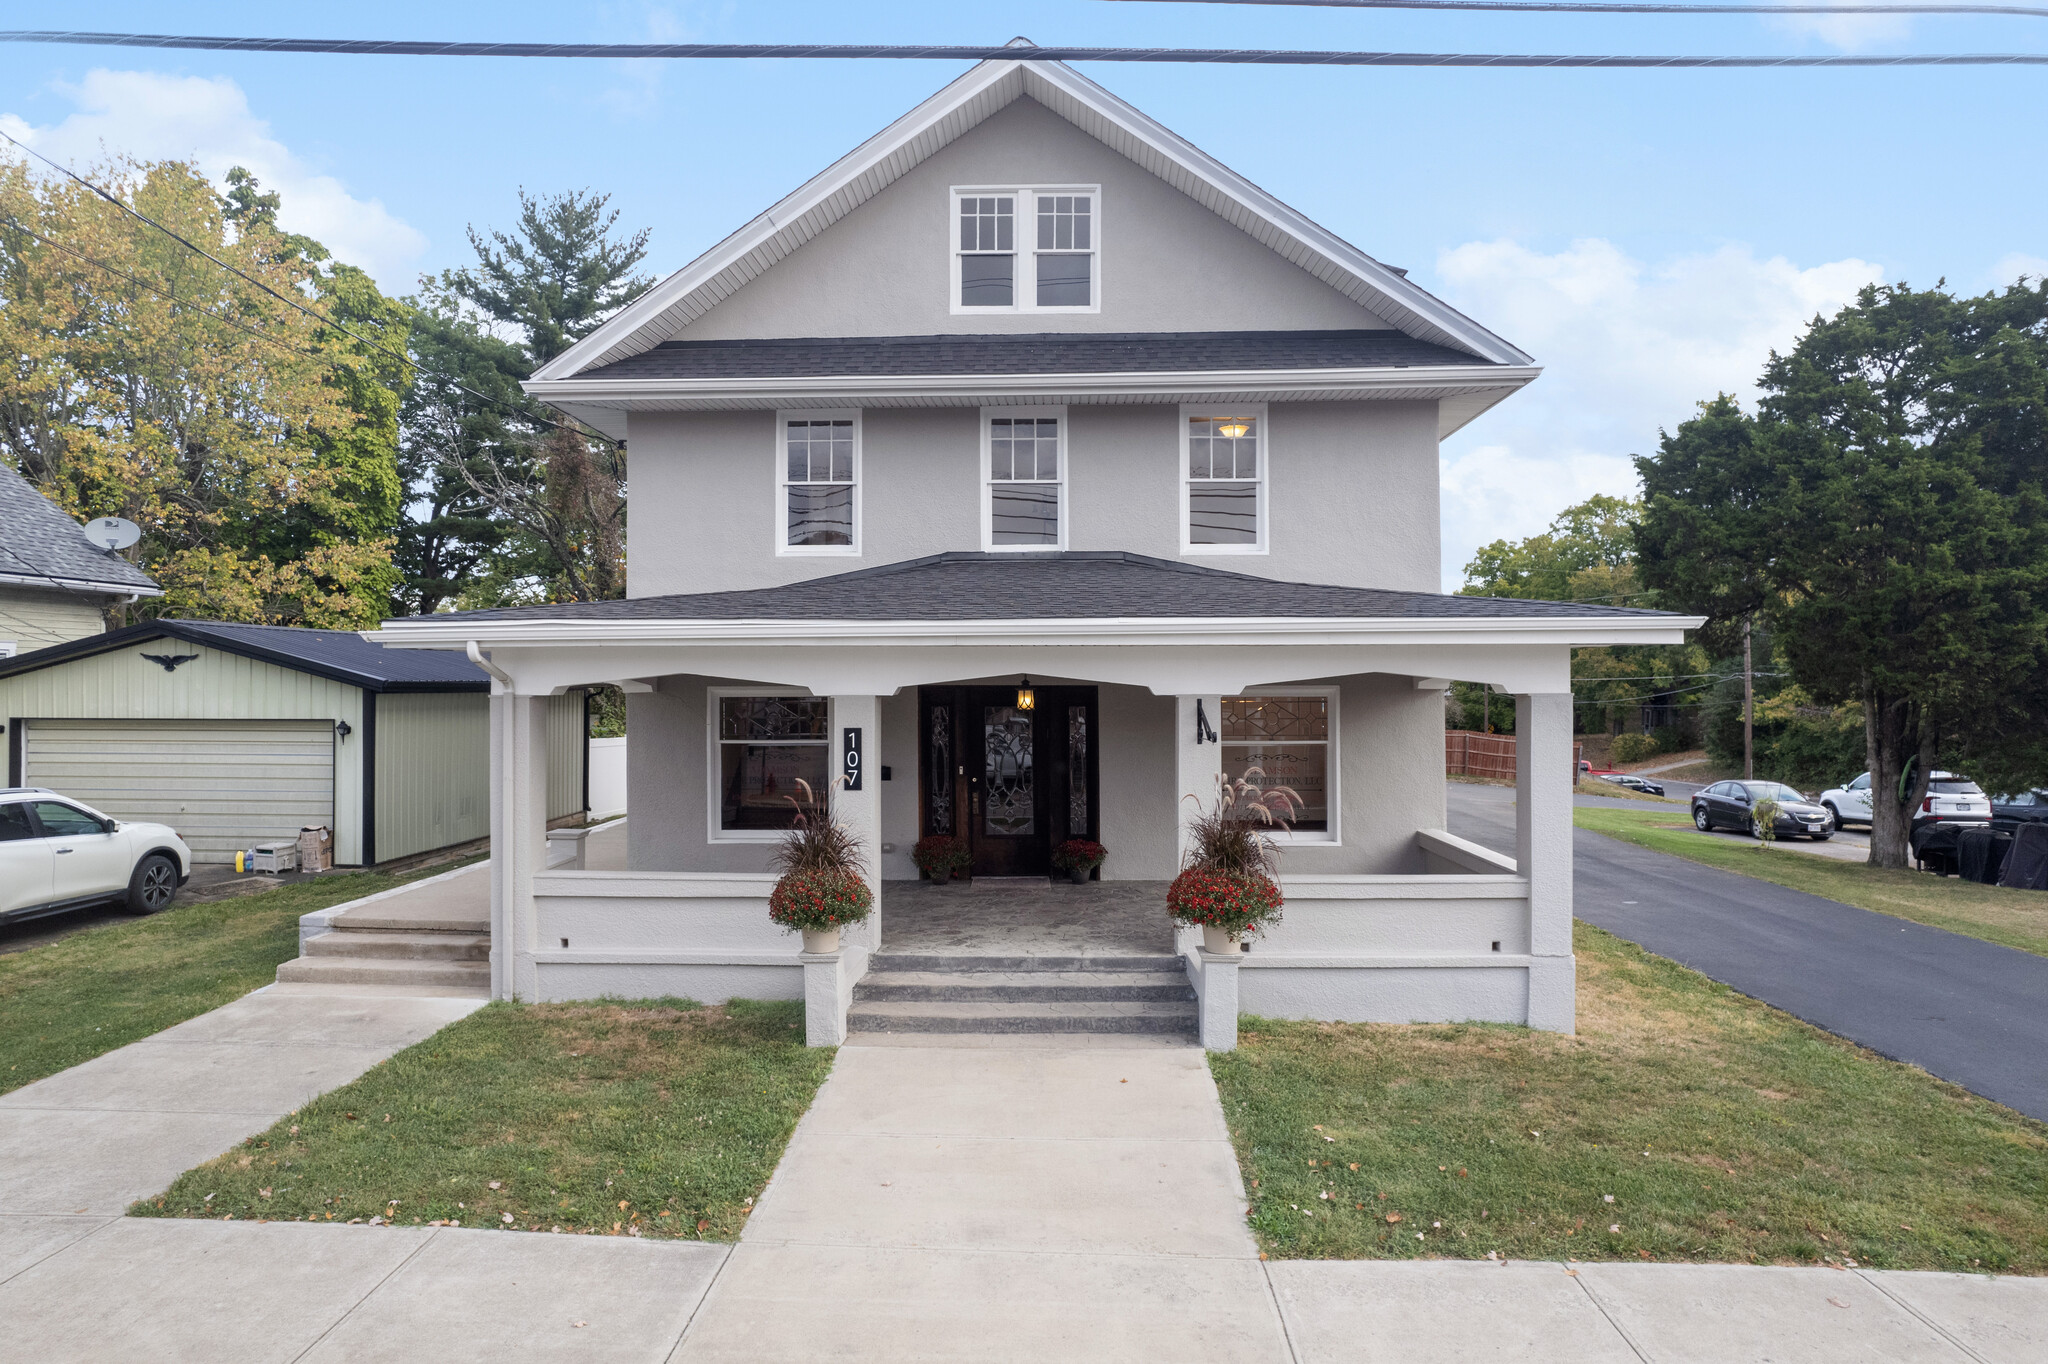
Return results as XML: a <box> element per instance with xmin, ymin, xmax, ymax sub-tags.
<box><xmin>801</xmin><ymin>927</ymin><xmax>842</xmax><ymax>954</ymax></box>
<box><xmin>1051</xmin><ymin>838</ymin><xmax>1106</xmax><ymax>886</ymax></box>
<box><xmin>912</xmin><ymin>835</ymin><xmax>971</xmax><ymax>888</ymax></box>
<box><xmin>769</xmin><ymin>868</ymin><xmax>872</xmax><ymax>955</ymax></box>
<box><xmin>1200</xmin><ymin>923</ymin><xmax>1242</xmax><ymax>954</ymax></box>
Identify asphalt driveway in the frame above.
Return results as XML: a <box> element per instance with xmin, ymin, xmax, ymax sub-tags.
<box><xmin>1448</xmin><ymin>783</ymin><xmax>2048</xmax><ymax>1123</ymax></box>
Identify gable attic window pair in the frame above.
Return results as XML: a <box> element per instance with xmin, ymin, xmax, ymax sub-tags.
<box><xmin>955</xmin><ymin>188</ymin><xmax>1097</xmax><ymax>311</ymax></box>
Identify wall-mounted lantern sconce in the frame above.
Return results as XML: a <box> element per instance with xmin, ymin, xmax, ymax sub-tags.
<box><xmin>334</xmin><ymin>720</ymin><xmax>353</xmax><ymax>741</ymax></box>
<box><xmin>1194</xmin><ymin>698</ymin><xmax>1217</xmax><ymax>745</ymax></box>
<box><xmin>1015</xmin><ymin>677</ymin><xmax>1035</xmax><ymax>711</ymax></box>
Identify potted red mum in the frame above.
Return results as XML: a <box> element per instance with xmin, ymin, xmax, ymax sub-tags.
<box><xmin>1050</xmin><ymin>838</ymin><xmax>1106</xmax><ymax>884</ymax></box>
<box><xmin>1167</xmin><ymin>772</ymin><xmax>1296</xmax><ymax>953</ymax></box>
<box><xmin>768</xmin><ymin>780</ymin><xmax>873</xmax><ymax>954</ymax></box>
<box><xmin>912</xmin><ymin>834</ymin><xmax>971</xmax><ymax>885</ymax></box>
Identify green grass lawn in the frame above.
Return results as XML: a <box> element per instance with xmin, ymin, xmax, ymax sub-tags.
<box><xmin>1212</xmin><ymin>924</ymin><xmax>2048</xmax><ymax>1272</ymax></box>
<box><xmin>1575</xmin><ymin>805</ymin><xmax>2048</xmax><ymax>958</ymax></box>
<box><xmin>0</xmin><ymin>861</ymin><xmax>480</xmax><ymax>1096</ymax></box>
<box><xmin>131</xmin><ymin>998</ymin><xmax>832</xmax><ymax>1242</ymax></box>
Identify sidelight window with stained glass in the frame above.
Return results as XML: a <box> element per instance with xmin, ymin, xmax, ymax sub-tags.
<box><xmin>711</xmin><ymin>692</ymin><xmax>831</xmax><ymax>836</ymax></box>
<box><xmin>1220</xmin><ymin>689</ymin><xmax>1336</xmax><ymax>838</ymax></box>
<box><xmin>778</xmin><ymin>412</ymin><xmax>859</xmax><ymax>553</ymax></box>
<box><xmin>983</xmin><ymin>409</ymin><xmax>1065</xmax><ymax>549</ymax></box>
<box><xmin>1183</xmin><ymin>407</ymin><xmax>1266</xmax><ymax>553</ymax></box>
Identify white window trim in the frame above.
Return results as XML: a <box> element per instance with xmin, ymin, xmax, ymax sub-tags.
<box><xmin>706</xmin><ymin>686</ymin><xmax>831</xmax><ymax>844</ymax></box>
<box><xmin>950</xmin><ymin>185</ymin><xmax>1103</xmax><ymax>316</ymax></box>
<box><xmin>1224</xmin><ymin>685</ymin><xmax>1340</xmax><ymax>845</ymax></box>
<box><xmin>773</xmin><ymin>409</ymin><xmax>862</xmax><ymax>557</ymax></box>
<box><xmin>1180</xmin><ymin>402</ymin><xmax>1270</xmax><ymax>557</ymax></box>
<box><xmin>980</xmin><ymin>405</ymin><xmax>1069</xmax><ymax>553</ymax></box>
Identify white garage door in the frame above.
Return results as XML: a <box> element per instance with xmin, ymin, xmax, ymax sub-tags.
<box><xmin>24</xmin><ymin>719</ymin><xmax>336</xmax><ymax>864</ymax></box>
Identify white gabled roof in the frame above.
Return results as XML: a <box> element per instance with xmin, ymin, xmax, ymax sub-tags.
<box><xmin>534</xmin><ymin>55</ymin><xmax>1533</xmax><ymax>381</ymax></box>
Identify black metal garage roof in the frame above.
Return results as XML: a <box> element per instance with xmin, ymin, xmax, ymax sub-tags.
<box><xmin>0</xmin><ymin>619</ymin><xmax>489</xmax><ymax>692</ymax></box>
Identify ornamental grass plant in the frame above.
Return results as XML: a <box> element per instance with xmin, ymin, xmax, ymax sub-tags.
<box><xmin>767</xmin><ymin>780</ymin><xmax>872</xmax><ymax>933</ymax></box>
<box><xmin>1168</xmin><ymin>771</ymin><xmax>1299</xmax><ymax>941</ymax></box>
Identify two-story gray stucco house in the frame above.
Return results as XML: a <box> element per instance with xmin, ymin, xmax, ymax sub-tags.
<box><xmin>375</xmin><ymin>53</ymin><xmax>1695</xmax><ymax>1047</ymax></box>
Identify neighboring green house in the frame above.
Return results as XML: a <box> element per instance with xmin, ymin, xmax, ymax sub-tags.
<box><xmin>0</xmin><ymin>464</ymin><xmax>162</xmax><ymax>655</ymax></box>
<box><xmin>0</xmin><ymin>619</ymin><xmax>588</xmax><ymax>866</ymax></box>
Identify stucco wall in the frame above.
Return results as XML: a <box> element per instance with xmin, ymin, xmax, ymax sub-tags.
<box><xmin>627</xmin><ymin>399</ymin><xmax>1440</xmax><ymax>597</ymax></box>
<box><xmin>0</xmin><ymin>586</ymin><xmax>109</xmax><ymax>652</ymax></box>
<box><xmin>626</xmin><ymin>670</ymin><xmax>1446</xmax><ymax>884</ymax></box>
<box><xmin>677</xmin><ymin>96</ymin><xmax>1392</xmax><ymax>342</ymax></box>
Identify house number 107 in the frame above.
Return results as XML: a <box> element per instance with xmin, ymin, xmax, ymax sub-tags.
<box><xmin>841</xmin><ymin>727</ymin><xmax>863</xmax><ymax>791</ymax></box>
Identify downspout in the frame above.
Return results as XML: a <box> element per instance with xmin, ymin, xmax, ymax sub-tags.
<box><xmin>466</xmin><ymin>640</ymin><xmax>514</xmax><ymax>691</ymax></box>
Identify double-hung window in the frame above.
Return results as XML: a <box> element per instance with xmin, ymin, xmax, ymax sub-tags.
<box><xmin>1220</xmin><ymin>689</ymin><xmax>1337</xmax><ymax>841</ymax></box>
<box><xmin>1182</xmin><ymin>405</ymin><xmax>1267</xmax><ymax>553</ymax></box>
<box><xmin>777</xmin><ymin>411</ymin><xmax>858</xmax><ymax>553</ymax></box>
<box><xmin>982</xmin><ymin>408</ymin><xmax>1065</xmax><ymax>549</ymax></box>
<box><xmin>710</xmin><ymin>691</ymin><xmax>831</xmax><ymax>838</ymax></box>
<box><xmin>953</xmin><ymin>187</ymin><xmax>1099</xmax><ymax>313</ymax></box>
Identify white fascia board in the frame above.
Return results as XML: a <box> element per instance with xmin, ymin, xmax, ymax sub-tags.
<box><xmin>0</xmin><ymin>570</ymin><xmax>162</xmax><ymax>598</ymax></box>
<box><xmin>524</xmin><ymin>364</ymin><xmax>1540</xmax><ymax>411</ymax></box>
<box><xmin>536</xmin><ymin>57</ymin><xmax>1531</xmax><ymax>380</ymax></box>
<box><xmin>370</xmin><ymin>612</ymin><xmax>1699</xmax><ymax>652</ymax></box>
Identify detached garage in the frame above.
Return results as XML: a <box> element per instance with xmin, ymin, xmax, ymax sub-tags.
<box><xmin>0</xmin><ymin>620</ymin><xmax>587</xmax><ymax>866</ymax></box>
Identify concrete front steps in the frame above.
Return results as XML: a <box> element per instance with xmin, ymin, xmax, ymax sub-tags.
<box><xmin>848</xmin><ymin>952</ymin><xmax>1196</xmax><ymax>1037</ymax></box>
<box><xmin>275</xmin><ymin>915</ymin><xmax>490</xmax><ymax>993</ymax></box>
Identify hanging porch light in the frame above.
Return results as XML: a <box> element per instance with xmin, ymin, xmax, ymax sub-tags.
<box><xmin>1016</xmin><ymin>677</ymin><xmax>1036</xmax><ymax>711</ymax></box>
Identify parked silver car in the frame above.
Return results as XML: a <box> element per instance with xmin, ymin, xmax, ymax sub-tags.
<box><xmin>0</xmin><ymin>788</ymin><xmax>192</xmax><ymax>925</ymax></box>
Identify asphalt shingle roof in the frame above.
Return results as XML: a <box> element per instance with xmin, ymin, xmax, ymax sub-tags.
<box><xmin>573</xmin><ymin>330</ymin><xmax>1492</xmax><ymax>382</ymax></box>
<box><xmin>0</xmin><ymin>619</ymin><xmax>489</xmax><ymax>691</ymax></box>
<box><xmin>430</xmin><ymin>552</ymin><xmax>1674</xmax><ymax>624</ymax></box>
<box><xmin>0</xmin><ymin>464</ymin><xmax>160</xmax><ymax>595</ymax></box>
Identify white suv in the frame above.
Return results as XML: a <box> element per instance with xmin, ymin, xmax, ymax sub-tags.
<box><xmin>0</xmin><ymin>789</ymin><xmax>192</xmax><ymax>926</ymax></box>
<box><xmin>1817</xmin><ymin>771</ymin><xmax>1993</xmax><ymax>832</ymax></box>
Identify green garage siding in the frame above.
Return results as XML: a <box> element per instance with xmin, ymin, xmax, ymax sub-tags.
<box><xmin>548</xmin><ymin>690</ymin><xmax>588</xmax><ymax>823</ymax></box>
<box><xmin>23</xmin><ymin>718</ymin><xmax>337</xmax><ymax>864</ymax></box>
<box><xmin>373</xmin><ymin>692</ymin><xmax>489</xmax><ymax>863</ymax></box>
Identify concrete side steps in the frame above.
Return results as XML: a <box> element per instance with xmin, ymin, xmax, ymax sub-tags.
<box><xmin>330</xmin><ymin>910</ymin><xmax>487</xmax><ymax>934</ymax></box>
<box><xmin>856</xmin><ymin>970</ymin><xmax>1195</xmax><ymax>1003</ymax></box>
<box><xmin>303</xmin><ymin>930</ymin><xmax>489</xmax><ymax>962</ymax></box>
<box><xmin>847</xmin><ymin>999</ymin><xmax>1197</xmax><ymax>1036</ymax></box>
<box><xmin>274</xmin><ymin>955</ymin><xmax>489</xmax><ymax>989</ymax></box>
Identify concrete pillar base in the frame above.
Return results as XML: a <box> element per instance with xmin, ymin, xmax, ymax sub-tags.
<box><xmin>1527</xmin><ymin>954</ymin><xmax>1577</xmax><ymax>1035</ymax></box>
<box><xmin>1193</xmin><ymin>948</ymin><xmax>1240</xmax><ymax>1051</ymax></box>
<box><xmin>802</xmin><ymin>950</ymin><xmax>850</xmax><ymax>1047</ymax></box>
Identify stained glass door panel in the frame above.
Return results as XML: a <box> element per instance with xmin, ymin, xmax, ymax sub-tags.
<box><xmin>982</xmin><ymin>707</ymin><xmax>1036</xmax><ymax>836</ymax></box>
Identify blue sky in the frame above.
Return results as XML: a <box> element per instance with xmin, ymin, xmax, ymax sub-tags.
<box><xmin>3</xmin><ymin>2</ymin><xmax>2042</xmax><ymax>587</ymax></box>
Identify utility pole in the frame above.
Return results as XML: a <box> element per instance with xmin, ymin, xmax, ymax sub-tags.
<box><xmin>1742</xmin><ymin>615</ymin><xmax>1754</xmax><ymax>781</ymax></box>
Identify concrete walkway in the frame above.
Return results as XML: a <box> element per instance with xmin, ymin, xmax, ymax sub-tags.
<box><xmin>676</xmin><ymin>1039</ymin><xmax>1284</xmax><ymax>1360</ymax></box>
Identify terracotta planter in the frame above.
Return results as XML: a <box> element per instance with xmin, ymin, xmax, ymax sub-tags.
<box><xmin>1201</xmin><ymin>923</ymin><xmax>1241</xmax><ymax>954</ymax></box>
<box><xmin>801</xmin><ymin>927</ymin><xmax>841</xmax><ymax>954</ymax></box>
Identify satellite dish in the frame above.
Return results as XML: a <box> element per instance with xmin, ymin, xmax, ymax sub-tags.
<box><xmin>82</xmin><ymin>517</ymin><xmax>141</xmax><ymax>552</ymax></box>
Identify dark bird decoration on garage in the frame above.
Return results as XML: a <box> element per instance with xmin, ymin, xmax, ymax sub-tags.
<box><xmin>141</xmin><ymin>653</ymin><xmax>199</xmax><ymax>672</ymax></box>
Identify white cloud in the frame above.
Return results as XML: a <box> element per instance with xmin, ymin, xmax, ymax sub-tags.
<box><xmin>1991</xmin><ymin>252</ymin><xmax>2048</xmax><ymax>289</ymax></box>
<box><xmin>1</xmin><ymin>69</ymin><xmax>425</xmax><ymax>287</ymax></box>
<box><xmin>1431</xmin><ymin>237</ymin><xmax>1884</xmax><ymax>590</ymax></box>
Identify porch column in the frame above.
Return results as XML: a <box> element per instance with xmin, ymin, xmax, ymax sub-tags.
<box><xmin>488</xmin><ymin>689</ymin><xmax>549</xmax><ymax>1001</ymax></box>
<box><xmin>1515</xmin><ymin>691</ymin><xmax>1575</xmax><ymax>1034</ymax></box>
<box><xmin>1174</xmin><ymin>694</ymin><xmax>1224</xmax><ymax>867</ymax></box>
<box><xmin>828</xmin><ymin>694</ymin><xmax>883</xmax><ymax>958</ymax></box>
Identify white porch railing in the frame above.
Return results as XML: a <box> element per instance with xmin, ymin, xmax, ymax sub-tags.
<box><xmin>523</xmin><ymin>871</ymin><xmax>868</xmax><ymax>1029</ymax></box>
<box><xmin>1181</xmin><ymin>828</ymin><xmax>1536</xmax><ymax>1047</ymax></box>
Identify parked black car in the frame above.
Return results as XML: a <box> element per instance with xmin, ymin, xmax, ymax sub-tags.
<box><xmin>1691</xmin><ymin>780</ymin><xmax>1835</xmax><ymax>840</ymax></box>
<box><xmin>1599</xmin><ymin>773</ymin><xmax>1667</xmax><ymax>797</ymax></box>
<box><xmin>1990</xmin><ymin>789</ymin><xmax>2048</xmax><ymax>834</ymax></box>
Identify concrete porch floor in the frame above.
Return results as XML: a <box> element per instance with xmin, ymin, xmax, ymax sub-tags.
<box><xmin>880</xmin><ymin>878</ymin><xmax>1176</xmax><ymax>956</ymax></box>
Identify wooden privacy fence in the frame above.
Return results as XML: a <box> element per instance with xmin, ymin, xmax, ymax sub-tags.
<box><xmin>1445</xmin><ymin>730</ymin><xmax>1584</xmax><ymax>781</ymax></box>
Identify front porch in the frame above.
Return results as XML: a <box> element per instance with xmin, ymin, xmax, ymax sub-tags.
<box><xmin>371</xmin><ymin>551</ymin><xmax>1693</xmax><ymax>1048</ymax></box>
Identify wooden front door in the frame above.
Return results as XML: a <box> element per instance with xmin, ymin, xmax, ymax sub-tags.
<box><xmin>919</xmin><ymin>685</ymin><xmax>1098</xmax><ymax>878</ymax></box>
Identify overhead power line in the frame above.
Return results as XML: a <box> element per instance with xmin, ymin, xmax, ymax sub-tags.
<box><xmin>0</xmin><ymin>31</ymin><xmax>2044</xmax><ymax>66</ymax></box>
<box><xmin>0</xmin><ymin>127</ymin><xmax>614</xmax><ymax>446</ymax></box>
<box><xmin>1112</xmin><ymin>0</ymin><xmax>2048</xmax><ymax>18</ymax></box>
